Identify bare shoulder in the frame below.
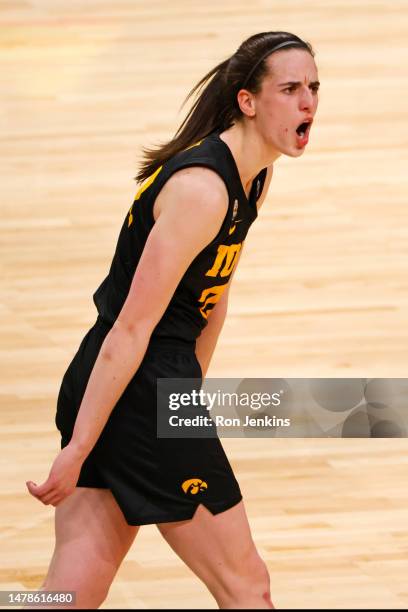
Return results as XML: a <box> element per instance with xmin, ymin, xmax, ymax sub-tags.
<box><xmin>154</xmin><ymin>166</ymin><xmax>229</xmax><ymax>221</ymax></box>
<box><xmin>168</xmin><ymin>165</ymin><xmax>228</xmax><ymax>197</ymax></box>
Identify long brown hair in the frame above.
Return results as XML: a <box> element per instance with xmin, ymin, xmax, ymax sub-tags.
<box><xmin>136</xmin><ymin>31</ymin><xmax>314</xmax><ymax>183</ymax></box>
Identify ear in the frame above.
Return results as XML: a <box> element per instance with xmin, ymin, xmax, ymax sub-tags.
<box><xmin>236</xmin><ymin>89</ymin><xmax>256</xmax><ymax>117</ymax></box>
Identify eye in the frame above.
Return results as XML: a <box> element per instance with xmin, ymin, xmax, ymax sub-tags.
<box><xmin>310</xmin><ymin>84</ymin><xmax>320</xmax><ymax>94</ymax></box>
<box><xmin>283</xmin><ymin>86</ymin><xmax>296</xmax><ymax>94</ymax></box>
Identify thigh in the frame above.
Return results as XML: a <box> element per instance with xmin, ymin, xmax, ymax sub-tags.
<box><xmin>45</xmin><ymin>487</ymin><xmax>139</xmax><ymax>591</ymax></box>
<box><xmin>156</xmin><ymin>500</ymin><xmax>259</xmax><ymax>587</ymax></box>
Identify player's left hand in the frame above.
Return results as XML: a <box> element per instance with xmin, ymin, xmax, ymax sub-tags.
<box><xmin>26</xmin><ymin>444</ymin><xmax>85</xmax><ymax>507</ymax></box>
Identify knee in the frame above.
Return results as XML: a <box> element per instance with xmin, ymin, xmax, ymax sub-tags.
<box><xmin>214</xmin><ymin>548</ymin><xmax>273</xmax><ymax>608</ymax></box>
<box><xmin>236</xmin><ymin>552</ymin><xmax>272</xmax><ymax>603</ymax></box>
<box><xmin>41</xmin><ymin>578</ymin><xmax>110</xmax><ymax>609</ymax></box>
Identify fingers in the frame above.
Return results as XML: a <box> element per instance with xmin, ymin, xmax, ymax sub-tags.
<box><xmin>26</xmin><ymin>480</ymin><xmax>37</xmax><ymax>493</ymax></box>
<box><xmin>42</xmin><ymin>493</ymin><xmax>64</xmax><ymax>507</ymax></box>
<box><xmin>26</xmin><ymin>480</ymin><xmax>65</xmax><ymax>506</ymax></box>
<box><xmin>26</xmin><ymin>479</ymin><xmax>74</xmax><ymax>507</ymax></box>
<box><xmin>27</xmin><ymin>479</ymin><xmax>53</xmax><ymax>497</ymax></box>
<box><xmin>26</xmin><ymin>480</ymin><xmax>42</xmax><ymax>498</ymax></box>
<box><xmin>41</xmin><ymin>488</ymin><xmax>69</xmax><ymax>505</ymax></box>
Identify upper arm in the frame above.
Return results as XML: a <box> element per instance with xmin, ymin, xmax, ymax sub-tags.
<box><xmin>116</xmin><ymin>167</ymin><xmax>229</xmax><ymax>334</ymax></box>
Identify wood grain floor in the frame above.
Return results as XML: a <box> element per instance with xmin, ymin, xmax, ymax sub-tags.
<box><xmin>1</xmin><ymin>0</ymin><xmax>408</xmax><ymax>608</ymax></box>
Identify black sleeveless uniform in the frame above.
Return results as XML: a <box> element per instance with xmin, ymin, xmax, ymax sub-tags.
<box><xmin>55</xmin><ymin>130</ymin><xmax>267</xmax><ymax>526</ymax></box>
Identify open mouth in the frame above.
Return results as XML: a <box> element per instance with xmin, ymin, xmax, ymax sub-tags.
<box><xmin>296</xmin><ymin>121</ymin><xmax>312</xmax><ymax>138</ymax></box>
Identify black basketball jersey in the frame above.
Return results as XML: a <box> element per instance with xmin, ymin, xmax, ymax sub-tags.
<box><xmin>92</xmin><ymin>130</ymin><xmax>267</xmax><ymax>342</ymax></box>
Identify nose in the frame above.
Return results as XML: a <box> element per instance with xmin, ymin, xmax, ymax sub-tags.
<box><xmin>299</xmin><ymin>85</ymin><xmax>314</xmax><ymax>111</ymax></box>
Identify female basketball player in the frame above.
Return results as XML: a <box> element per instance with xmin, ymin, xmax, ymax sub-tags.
<box><xmin>26</xmin><ymin>31</ymin><xmax>319</xmax><ymax>609</ymax></box>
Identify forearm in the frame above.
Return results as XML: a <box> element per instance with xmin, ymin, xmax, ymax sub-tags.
<box><xmin>195</xmin><ymin>298</ymin><xmax>228</xmax><ymax>377</ymax></box>
<box><xmin>70</xmin><ymin>321</ymin><xmax>151</xmax><ymax>459</ymax></box>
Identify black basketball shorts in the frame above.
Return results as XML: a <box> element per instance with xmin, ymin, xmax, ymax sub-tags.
<box><xmin>55</xmin><ymin>316</ymin><xmax>243</xmax><ymax>526</ymax></box>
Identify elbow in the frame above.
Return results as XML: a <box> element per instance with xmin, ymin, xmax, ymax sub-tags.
<box><xmin>112</xmin><ymin>315</ymin><xmax>155</xmax><ymax>342</ymax></box>
<box><xmin>100</xmin><ymin>318</ymin><xmax>153</xmax><ymax>363</ymax></box>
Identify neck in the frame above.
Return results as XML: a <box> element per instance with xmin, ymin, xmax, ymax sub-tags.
<box><xmin>218</xmin><ymin>121</ymin><xmax>281</xmax><ymax>197</ymax></box>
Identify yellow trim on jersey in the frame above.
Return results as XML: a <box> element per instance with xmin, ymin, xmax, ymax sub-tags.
<box><xmin>128</xmin><ymin>165</ymin><xmax>163</xmax><ymax>227</ymax></box>
<box><xmin>184</xmin><ymin>139</ymin><xmax>203</xmax><ymax>151</ymax></box>
<box><xmin>135</xmin><ymin>165</ymin><xmax>163</xmax><ymax>201</ymax></box>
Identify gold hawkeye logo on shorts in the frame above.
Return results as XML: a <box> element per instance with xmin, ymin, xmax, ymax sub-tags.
<box><xmin>181</xmin><ymin>478</ymin><xmax>208</xmax><ymax>495</ymax></box>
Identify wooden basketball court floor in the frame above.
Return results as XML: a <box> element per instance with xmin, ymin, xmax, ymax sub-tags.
<box><xmin>1</xmin><ymin>0</ymin><xmax>408</xmax><ymax>608</ymax></box>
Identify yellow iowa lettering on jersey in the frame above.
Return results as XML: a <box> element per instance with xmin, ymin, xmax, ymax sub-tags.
<box><xmin>128</xmin><ymin>165</ymin><xmax>163</xmax><ymax>227</ymax></box>
<box><xmin>205</xmin><ymin>243</ymin><xmax>242</xmax><ymax>278</ymax></box>
<box><xmin>198</xmin><ymin>284</ymin><xmax>227</xmax><ymax>319</ymax></box>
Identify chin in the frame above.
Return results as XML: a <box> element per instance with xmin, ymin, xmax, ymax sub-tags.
<box><xmin>283</xmin><ymin>147</ymin><xmax>305</xmax><ymax>158</ymax></box>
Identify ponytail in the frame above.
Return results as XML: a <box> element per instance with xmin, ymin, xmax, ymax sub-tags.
<box><xmin>135</xmin><ymin>57</ymin><xmax>232</xmax><ymax>183</ymax></box>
